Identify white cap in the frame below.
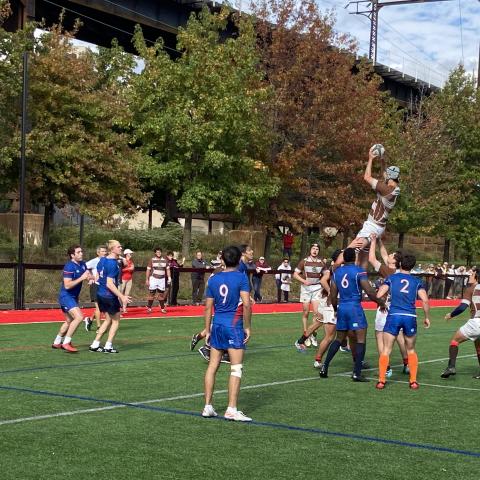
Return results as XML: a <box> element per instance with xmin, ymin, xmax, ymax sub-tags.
<box><xmin>124</xmin><ymin>249</ymin><xmax>134</xmax><ymax>255</ymax></box>
<box><xmin>386</xmin><ymin>166</ymin><xmax>400</xmax><ymax>180</ymax></box>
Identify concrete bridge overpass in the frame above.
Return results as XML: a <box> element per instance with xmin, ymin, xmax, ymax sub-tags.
<box><xmin>6</xmin><ymin>0</ymin><xmax>439</xmax><ymax>106</ymax></box>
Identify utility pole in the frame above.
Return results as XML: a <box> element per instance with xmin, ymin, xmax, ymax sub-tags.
<box><xmin>346</xmin><ymin>0</ymin><xmax>454</xmax><ymax>63</ymax></box>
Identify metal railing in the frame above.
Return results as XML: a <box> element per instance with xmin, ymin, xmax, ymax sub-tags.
<box><xmin>0</xmin><ymin>263</ymin><xmax>469</xmax><ymax>310</ymax></box>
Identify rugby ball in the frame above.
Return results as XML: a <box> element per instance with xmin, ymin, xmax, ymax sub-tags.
<box><xmin>371</xmin><ymin>144</ymin><xmax>385</xmax><ymax>158</ymax></box>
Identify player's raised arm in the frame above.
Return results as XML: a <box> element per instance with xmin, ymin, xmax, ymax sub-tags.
<box><xmin>360</xmin><ymin>278</ymin><xmax>385</xmax><ymax>308</ymax></box>
<box><xmin>363</xmin><ymin>146</ymin><xmax>377</xmax><ymax>187</ymax></box>
<box><xmin>368</xmin><ymin>234</ymin><xmax>382</xmax><ymax>270</ymax></box>
<box><xmin>417</xmin><ymin>288</ymin><xmax>431</xmax><ymax>328</ymax></box>
<box><xmin>320</xmin><ymin>269</ymin><xmax>331</xmax><ymax>297</ymax></box>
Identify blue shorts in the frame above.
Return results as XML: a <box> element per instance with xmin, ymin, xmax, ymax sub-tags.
<box><xmin>210</xmin><ymin>323</ymin><xmax>246</xmax><ymax>351</ymax></box>
<box><xmin>97</xmin><ymin>295</ymin><xmax>121</xmax><ymax>315</ymax></box>
<box><xmin>59</xmin><ymin>295</ymin><xmax>80</xmax><ymax>313</ymax></box>
<box><xmin>384</xmin><ymin>314</ymin><xmax>417</xmax><ymax>337</ymax></box>
<box><xmin>336</xmin><ymin>303</ymin><xmax>367</xmax><ymax>331</ymax></box>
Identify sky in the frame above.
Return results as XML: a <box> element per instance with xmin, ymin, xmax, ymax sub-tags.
<box><xmin>313</xmin><ymin>0</ymin><xmax>480</xmax><ymax>86</ymax></box>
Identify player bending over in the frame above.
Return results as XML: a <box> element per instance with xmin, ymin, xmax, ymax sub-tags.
<box><xmin>319</xmin><ymin>248</ymin><xmax>385</xmax><ymax>382</ymax></box>
<box><xmin>349</xmin><ymin>146</ymin><xmax>400</xmax><ymax>269</ymax></box>
<box><xmin>376</xmin><ymin>254</ymin><xmax>430</xmax><ymax>390</ymax></box>
<box><xmin>202</xmin><ymin>245</ymin><xmax>252</xmax><ymax>421</ymax></box>
<box><xmin>441</xmin><ymin>269</ymin><xmax>480</xmax><ymax>379</ymax></box>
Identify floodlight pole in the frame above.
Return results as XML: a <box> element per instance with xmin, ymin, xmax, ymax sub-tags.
<box><xmin>16</xmin><ymin>51</ymin><xmax>28</xmax><ymax>310</ymax></box>
<box><xmin>346</xmin><ymin>0</ymin><xmax>454</xmax><ymax>63</ymax></box>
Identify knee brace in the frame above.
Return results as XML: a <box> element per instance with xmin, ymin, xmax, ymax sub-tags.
<box><xmin>231</xmin><ymin>364</ymin><xmax>243</xmax><ymax>378</ymax></box>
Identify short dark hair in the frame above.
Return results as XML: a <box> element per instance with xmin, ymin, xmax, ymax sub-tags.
<box><xmin>393</xmin><ymin>250</ymin><xmax>403</xmax><ymax>269</ymax></box>
<box><xmin>400</xmin><ymin>254</ymin><xmax>416</xmax><ymax>271</ymax></box>
<box><xmin>331</xmin><ymin>249</ymin><xmax>342</xmax><ymax>262</ymax></box>
<box><xmin>166</xmin><ymin>251</ymin><xmax>173</xmax><ymax>256</ymax></box>
<box><xmin>343</xmin><ymin>248</ymin><xmax>356</xmax><ymax>263</ymax></box>
<box><xmin>239</xmin><ymin>244</ymin><xmax>250</xmax><ymax>254</ymax></box>
<box><xmin>222</xmin><ymin>245</ymin><xmax>242</xmax><ymax>267</ymax></box>
<box><xmin>154</xmin><ymin>247</ymin><xmax>162</xmax><ymax>253</ymax></box>
<box><xmin>67</xmin><ymin>244</ymin><xmax>82</xmax><ymax>258</ymax></box>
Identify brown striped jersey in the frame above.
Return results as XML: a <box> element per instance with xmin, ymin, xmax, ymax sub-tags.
<box><xmin>295</xmin><ymin>256</ymin><xmax>327</xmax><ymax>288</ymax></box>
<box><xmin>147</xmin><ymin>256</ymin><xmax>169</xmax><ymax>279</ymax></box>
<box><xmin>462</xmin><ymin>282</ymin><xmax>480</xmax><ymax>318</ymax></box>
<box><xmin>368</xmin><ymin>179</ymin><xmax>400</xmax><ymax>227</ymax></box>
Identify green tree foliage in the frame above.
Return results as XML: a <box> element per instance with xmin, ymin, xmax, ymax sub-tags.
<box><xmin>253</xmin><ymin>0</ymin><xmax>393</xmax><ymax>239</ymax></box>
<box><xmin>129</xmin><ymin>7</ymin><xmax>278</xmax><ymax>256</ymax></box>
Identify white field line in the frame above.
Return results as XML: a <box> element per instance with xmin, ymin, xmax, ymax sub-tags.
<box><xmin>0</xmin><ymin>354</ymin><xmax>476</xmax><ymax>427</ymax></box>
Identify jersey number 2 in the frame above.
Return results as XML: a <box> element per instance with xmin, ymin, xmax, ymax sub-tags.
<box><xmin>400</xmin><ymin>279</ymin><xmax>409</xmax><ymax>294</ymax></box>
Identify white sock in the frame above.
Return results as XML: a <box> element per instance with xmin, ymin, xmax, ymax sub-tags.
<box><xmin>204</xmin><ymin>404</ymin><xmax>212</xmax><ymax>409</ymax></box>
<box><xmin>54</xmin><ymin>335</ymin><xmax>63</xmax><ymax>344</ymax></box>
<box><xmin>105</xmin><ymin>342</ymin><xmax>113</xmax><ymax>350</ymax></box>
<box><xmin>64</xmin><ymin>336</ymin><xmax>72</xmax><ymax>344</ymax></box>
<box><xmin>226</xmin><ymin>406</ymin><xmax>237</xmax><ymax>414</ymax></box>
<box><xmin>90</xmin><ymin>340</ymin><xmax>100</xmax><ymax>349</ymax></box>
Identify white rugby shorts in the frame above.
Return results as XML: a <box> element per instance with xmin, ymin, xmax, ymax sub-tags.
<box><xmin>459</xmin><ymin>317</ymin><xmax>480</xmax><ymax>341</ymax></box>
<box><xmin>149</xmin><ymin>276</ymin><xmax>166</xmax><ymax>291</ymax></box>
<box><xmin>375</xmin><ymin>308</ymin><xmax>387</xmax><ymax>332</ymax></box>
<box><xmin>317</xmin><ymin>297</ymin><xmax>336</xmax><ymax>325</ymax></box>
<box><xmin>356</xmin><ymin>220</ymin><xmax>385</xmax><ymax>241</ymax></box>
<box><xmin>300</xmin><ymin>285</ymin><xmax>322</xmax><ymax>304</ymax></box>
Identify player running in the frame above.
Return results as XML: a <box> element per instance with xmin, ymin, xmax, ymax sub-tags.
<box><xmin>368</xmin><ymin>234</ymin><xmax>409</xmax><ymax>376</ymax></box>
<box><xmin>319</xmin><ymin>247</ymin><xmax>385</xmax><ymax>381</ymax></box>
<box><xmin>349</xmin><ymin>146</ymin><xmax>400</xmax><ymax>269</ymax></box>
<box><xmin>440</xmin><ymin>269</ymin><xmax>480</xmax><ymax>379</ymax></box>
<box><xmin>52</xmin><ymin>245</ymin><xmax>92</xmax><ymax>352</ymax></box>
<box><xmin>375</xmin><ymin>254</ymin><xmax>430</xmax><ymax>390</ymax></box>
<box><xmin>293</xmin><ymin>243</ymin><xmax>324</xmax><ymax>348</ymax></box>
<box><xmin>202</xmin><ymin>245</ymin><xmax>252</xmax><ymax>421</ymax></box>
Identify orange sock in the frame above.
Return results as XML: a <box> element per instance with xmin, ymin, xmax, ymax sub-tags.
<box><xmin>378</xmin><ymin>354</ymin><xmax>390</xmax><ymax>383</ymax></box>
<box><xmin>408</xmin><ymin>352</ymin><xmax>418</xmax><ymax>383</ymax></box>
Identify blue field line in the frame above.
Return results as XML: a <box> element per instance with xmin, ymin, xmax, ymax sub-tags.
<box><xmin>0</xmin><ymin>343</ymin><xmax>291</xmax><ymax>376</ymax></box>
<box><xmin>1</xmin><ymin>383</ymin><xmax>479</xmax><ymax>459</ymax></box>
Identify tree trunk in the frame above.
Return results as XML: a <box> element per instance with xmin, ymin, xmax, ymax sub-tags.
<box><xmin>148</xmin><ymin>202</ymin><xmax>153</xmax><ymax>230</ymax></box>
<box><xmin>443</xmin><ymin>238</ymin><xmax>450</xmax><ymax>263</ymax></box>
<box><xmin>182</xmin><ymin>212</ymin><xmax>193</xmax><ymax>259</ymax></box>
<box><xmin>42</xmin><ymin>203</ymin><xmax>52</xmax><ymax>254</ymax></box>
<box><xmin>264</xmin><ymin>229</ymin><xmax>272</xmax><ymax>259</ymax></box>
<box><xmin>398</xmin><ymin>232</ymin><xmax>405</xmax><ymax>249</ymax></box>
<box><xmin>300</xmin><ymin>230</ymin><xmax>308</xmax><ymax>261</ymax></box>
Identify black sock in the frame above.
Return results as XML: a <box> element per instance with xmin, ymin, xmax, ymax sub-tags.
<box><xmin>448</xmin><ymin>344</ymin><xmax>458</xmax><ymax>368</ymax></box>
<box><xmin>323</xmin><ymin>340</ymin><xmax>342</xmax><ymax>368</ymax></box>
<box><xmin>354</xmin><ymin>343</ymin><xmax>366</xmax><ymax>377</ymax></box>
<box><xmin>297</xmin><ymin>335</ymin><xmax>308</xmax><ymax>344</ymax></box>
<box><xmin>147</xmin><ymin>300</ymin><xmax>154</xmax><ymax>308</ymax></box>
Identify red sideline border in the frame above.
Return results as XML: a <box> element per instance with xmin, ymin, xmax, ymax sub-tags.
<box><xmin>0</xmin><ymin>300</ymin><xmax>457</xmax><ymax>325</ymax></box>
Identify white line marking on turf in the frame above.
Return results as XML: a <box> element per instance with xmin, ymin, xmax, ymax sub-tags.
<box><xmin>0</xmin><ymin>354</ymin><xmax>477</xmax><ymax>427</ymax></box>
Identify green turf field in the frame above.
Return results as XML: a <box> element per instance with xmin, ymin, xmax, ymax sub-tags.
<box><xmin>1</xmin><ymin>308</ymin><xmax>479</xmax><ymax>479</ymax></box>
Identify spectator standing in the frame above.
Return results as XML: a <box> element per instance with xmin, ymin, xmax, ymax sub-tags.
<box><xmin>444</xmin><ymin>263</ymin><xmax>455</xmax><ymax>299</ymax></box>
<box><xmin>252</xmin><ymin>256</ymin><xmax>271</xmax><ymax>302</ymax></box>
<box><xmin>192</xmin><ymin>251</ymin><xmax>208</xmax><ymax>305</ymax></box>
<box><xmin>275</xmin><ymin>258</ymin><xmax>292</xmax><ymax>303</ymax></box>
<box><xmin>120</xmin><ymin>249</ymin><xmax>135</xmax><ymax>313</ymax></box>
<box><xmin>432</xmin><ymin>264</ymin><xmax>444</xmax><ymax>299</ymax></box>
<box><xmin>424</xmin><ymin>264</ymin><xmax>435</xmax><ymax>296</ymax></box>
<box><xmin>282</xmin><ymin>230</ymin><xmax>294</xmax><ymax>259</ymax></box>
<box><xmin>167</xmin><ymin>251</ymin><xmax>184</xmax><ymax>306</ymax></box>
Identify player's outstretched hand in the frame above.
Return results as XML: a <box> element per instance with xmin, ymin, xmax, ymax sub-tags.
<box><xmin>369</xmin><ymin>145</ymin><xmax>377</xmax><ymax>161</ymax></box>
<box><xmin>444</xmin><ymin>313</ymin><xmax>452</xmax><ymax>321</ymax></box>
<box><xmin>349</xmin><ymin>237</ymin><xmax>366</xmax><ymax>249</ymax></box>
<box><xmin>424</xmin><ymin>318</ymin><xmax>431</xmax><ymax>329</ymax></box>
<box><xmin>243</xmin><ymin>328</ymin><xmax>251</xmax><ymax>344</ymax></box>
